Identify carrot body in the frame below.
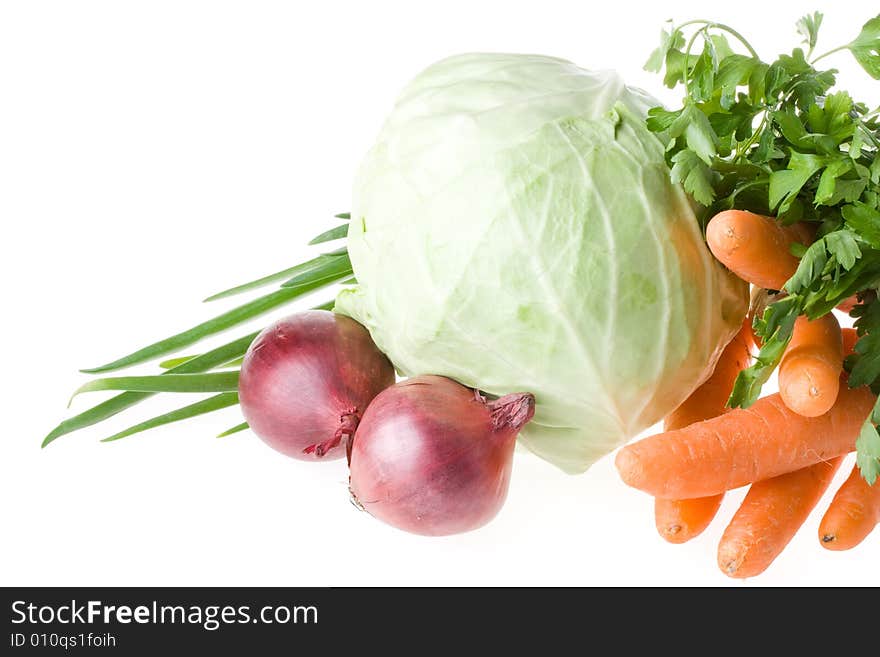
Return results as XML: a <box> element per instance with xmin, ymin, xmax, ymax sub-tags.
<box><xmin>663</xmin><ymin>317</ymin><xmax>754</xmax><ymax>429</ymax></box>
<box><xmin>655</xmin><ymin>319</ymin><xmax>753</xmax><ymax>543</ymax></box>
<box><xmin>718</xmin><ymin>457</ymin><xmax>843</xmax><ymax>578</ymax></box>
<box><xmin>836</xmin><ymin>295</ymin><xmax>859</xmax><ymax>314</ymax></box>
<box><xmin>841</xmin><ymin>327</ymin><xmax>858</xmax><ymax>357</ymax></box>
<box><xmin>778</xmin><ymin>314</ymin><xmax>843</xmax><ymax>417</ymax></box>
<box><xmin>706</xmin><ymin>210</ymin><xmax>812</xmax><ymax>291</ymax></box>
<box><xmin>819</xmin><ymin>463</ymin><xmax>880</xmax><ymax>551</ymax></box>
<box><xmin>615</xmin><ymin>385</ymin><xmax>875</xmax><ymax>499</ymax></box>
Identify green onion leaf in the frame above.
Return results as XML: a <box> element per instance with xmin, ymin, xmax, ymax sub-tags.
<box><xmin>71</xmin><ymin>372</ymin><xmax>240</xmax><ymax>404</ymax></box>
<box><xmin>308</xmin><ymin>224</ymin><xmax>348</xmax><ymax>245</ymax></box>
<box><xmin>335</xmin><ymin>212</ymin><xmax>351</xmax><ymax>220</ymax></box>
<box><xmin>312</xmin><ymin>299</ymin><xmax>335</xmax><ymax>311</ymax></box>
<box><xmin>203</xmin><ymin>256</ymin><xmax>327</xmax><ymax>302</ymax></box>
<box><xmin>159</xmin><ymin>355</ymin><xmax>200</xmax><ymax>369</ymax></box>
<box><xmin>43</xmin><ymin>332</ymin><xmax>258</xmax><ymax>447</ymax></box>
<box><xmin>101</xmin><ymin>393</ymin><xmax>240</xmax><ymax>443</ymax></box>
<box><xmin>281</xmin><ymin>252</ymin><xmax>352</xmax><ymax>288</ymax></box>
<box><xmin>82</xmin><ymin>275</ymin><xmax>343</xmax><ymax>374</ymax></box>
<box><xmin>217</xmin><ymin>422</ymin><xmax>249</xmax><ymax>438</ymax></box>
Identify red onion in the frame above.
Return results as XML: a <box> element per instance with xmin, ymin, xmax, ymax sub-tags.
<box><xmin>348</xmin><ymin>375</ymin><xmax>535</xmax><ymax>535</ymax></box>
<box><xmin>238</xmin><ymin>310</ymin><xmax>395</xmax><ymax>460</ymax></box>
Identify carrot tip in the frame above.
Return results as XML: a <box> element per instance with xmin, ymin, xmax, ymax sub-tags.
<box><xmin>821</xmin><ymin>534</ymin><xmax>836</xmax><ymax>543</ymax></box>
<box><xmin>719</xmin><ymin>550</ymin><xmax>749</xmax><ymax>578</ymax></box>
<box><xmin>660</xmin><ymin>523</ymin><xmax>693</xmax><ymax>544</ymax></box>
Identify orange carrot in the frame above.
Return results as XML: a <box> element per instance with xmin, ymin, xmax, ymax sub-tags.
<box><xmin>841</xmin><ymin>327</ymin><xmax>858</xmax><ymax>359</ymax></box>
<box><xmin>663</xmin><ymin>317</ymin><xmax>754</xmax><ymax>430</ymax></box>
<box><xmin>655</xmin><ymin>318</ymin><xmax>753</xmax><ymax>543</ymax></box>
<box><xmin>718</xmin><ymin>456</ymin><xmax>843</xmax><ymax>578</ymax></box>
<box><xmin>818</xmin><ymin>463</ymin><xmax>880</xmax><ymax>551</ymax></box>
<box><xmin>615</xmin><ymin>385</ymin><xmax>875</xmax><ymax>499</ymax></box>
<box><xmin>836</xmin><ymin>295</ymin><xmax>859</xmax><ymax>314</ymax></box>
<box><xmin>655</xmin><ymin>495</ymin><xmax>725</xmax><ymax>544</ymax></box>
<box><xmin>778</xmin><ymin>314</ymin><xmax>843</xmax><ymax>417</ymax></box>
<box><xmin>705</xmin><ymin>210</ymin><xmax>813</xmax><ymax>291</ymax></box>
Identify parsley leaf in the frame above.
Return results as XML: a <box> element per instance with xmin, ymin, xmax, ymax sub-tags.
<box><xmin>797</xmin><ymin>12</ymin><xmax>824</xmax><ymax>55</ymax></box>
<box><xmin>849</xmin><ymin>298</ymin><xmax>880</xmax><ymax>389</ymax></box>
<box><xmin>645</xmin><ymin>25</ymin><xmax>684</xmax><ymax>73</ymax></box>
<box><xmin>851</xmin><ymin>331</ymin><xmax>880</xmax><ymax>388</ymax></box>
<box><xmin>768</xmin><ymin>151</ymin><xmax>827</xmax><ymax>213</ymax></box>
<box><xmin>815</xmin><ymin>158</ymin><xmax>867</xmax><ymax>206</ymax></box>
<box><xmin>645</xmin><ymin>107</ymin><xmax>681</xmax><ymax>133</ymax></box>
<box><xmin>856</xmin><ymin>396</ymin><xmax>880</xmax><ymax>485</ymax></box>
<box><xmin>842</xmin><ymin>203</ymin><xmax>880</xmax><ymax>248</ymax></box>
<box><xmin>716</xmin><ymin>55</ymin><xmax>758</xmax><ymax>109</ymax></box>
<box><xmin>690</xmin><ymin>40</ymin><xmax>717</xmax><ymax>103</ymax></box>
<box><xmin>849</xmin><ymin>15</ymin><xmax>880</xmax><ymax>79</ymax></box>
<box><xmin>680</xmin><ymin>103</ymin><xmax>718</xmax><ymax>164</ymax></box>
<box><xmin>824</xmin><ymin>230</ymin><xmax>861</xmax><ymax>270</ymax></box>
<box><xmin>729</xmin><ymin>296</ymin><xmax>800</xmax><ymax>408</ymax></box>
<box><xmin>785</xmin><ymin>239</ymin><xmax>828</xmax><ymax>294</ymax></box>
<box><xmin>670</xmin><ymin>150</ymin><xmax>716</xmax><ymax>206</ymax></box>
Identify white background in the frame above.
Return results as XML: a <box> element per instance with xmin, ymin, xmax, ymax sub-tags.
<box><xmin>2</xmin><ymin>0</ymin><xmax>877</xmax><ymax>587</ymax></box>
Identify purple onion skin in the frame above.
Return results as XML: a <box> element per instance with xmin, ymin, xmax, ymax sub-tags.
<box><xmin>238</xmin><ymin>310</ymin><xmax>395</xmax><ymax>461</ymax></box>
<box><xmin>349</xmin><ymin>375</ymin><xmax>535</xmax><ymax>536</ymax></box>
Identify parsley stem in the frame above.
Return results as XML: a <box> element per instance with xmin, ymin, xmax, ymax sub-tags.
<box><xmin>681</xmin><ymin>29</ymin><xmax>704</xmax><ymax>96</ymax></box>
<box><xmin>811</xmin><ymin>44</ymin><xmax>849</xmax><ymax>64</ymax></box>
<box><xmin>735</xmin><ymin>111</ymin><xmax>769</xmax><ymax>160</ymax></box>
<box><xmin>676</xmin><ymin>20</ymin><xmax>760</xmax><ymax>59</ymax></box>
<box><xmin>727</xmin><ymin>179</ymin><xmax>767</xmax><ymax>207</ymax></box>
<box><xmin>678</xmin><ymin>19</ymin><xmax>761</xmax><ymax>96</ymax></box>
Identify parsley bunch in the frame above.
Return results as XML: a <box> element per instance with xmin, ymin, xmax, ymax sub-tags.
<box><xmin>646</xmin><ymin>12</ymin><xmax>880</xmax><ymax>483</ymax></box>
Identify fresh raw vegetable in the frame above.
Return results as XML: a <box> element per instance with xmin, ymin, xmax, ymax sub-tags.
<box><xmin>348</xmin><ymin>376</ymin><xmax>535</xmax><ymax>535</ymax></box>
<box><xmin>718</xmin><ymin>456</ymin><xmax>844</xmax><ymax>578</ymax></box>
<box><xmin>819</xmin><ymin>462</ymin><xmax>880</xmax><ymax>550</ymax></box>
<box><xmin>655</xmin><ymin>317</ymin><xmax>753</xmax><ymax>543</ymax></box>
<box><xmin>238</xmin><ymin>311</ymin><xmax>395</xmax><ymax>460</ymax></box>
<box><xmin>43</xmin><ymin>331</ymin><xmax>260</xmax><ymax>446</ymax></box>
<box><xmin>655</xmin><ymin>496</ymin><xmax>724</xmax><ymax>546</ymax></box>
<box><xmin>40</xmin><ymin>9</ymin><xmax>880</xmax><ymax>575</ymax></box>
<box><xmin>837</xmin><ymin>295</ymin><xmax>861</xmax><ymax>314</ymax></box>
<box><xmin>705</xmin><ymin>210</ymin><xmax>813</xmax><ymax>291</ymax></box>
<box><xmin>615</xmin><ymin>384</ymin><xmax>875</xmax><ymax>499</ymax></box>
<box><xmin>337</xmin><ymin>53</ymin><xmax>748</xmax><ymax>474</ymax></box>
<box><xmin>42</xmin><ymin>251</ymin><xmax>346</xmax><ymax>448</ymax></box>
<box><xmin>646</xmin><ymin>13</ymin><xmax>880</xmax><ymax>483</ymax></box>
<box><xmin>745</xmin><ymin>288</ymin><xmax>786</xmax><ymax>349</ymax></box>
<box><xmin>823</xmin><ymin>311</ymin><xmax>880</xmax><ymax>556</ymax></box>
<box><xmin>842</xmin><ymin>327</ymin><xmax>859</xmax><ymax>358</ymax></box>
<box><xmin>662</xmin><ymin>317</ymin><xmax>755</xmax><ymax>429</ymax></box>
<box><xmin>778</xmin><ymin>314</ymin><xmax>843</xmax><ymax>417</ymax></box>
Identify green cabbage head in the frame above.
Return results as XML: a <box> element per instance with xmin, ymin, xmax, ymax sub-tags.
<box><xmin>336</xmin><ymin>53</ymin><xmax>748</xmax><ymax>474</ymax></box>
